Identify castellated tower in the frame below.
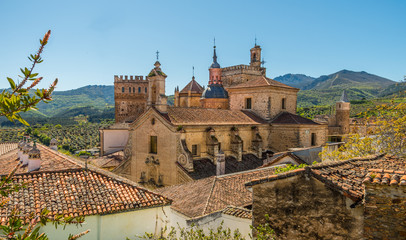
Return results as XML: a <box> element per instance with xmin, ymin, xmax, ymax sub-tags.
<box><xmin>114</xmin><ymin>75</ymin><xmax>148</xmax><ymax>123</ymax></box>
<box><xmin>147</xmin><ymin>61</ymin><xmax>168</xmax><ymax>112</ymax></box>
<box><xmin>336</xmin><ymin>90</ymin><xmax>351</xmax><ymax>135</ymax></box>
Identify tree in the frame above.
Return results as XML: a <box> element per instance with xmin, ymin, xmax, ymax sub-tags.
<box><xmin>320</xmin><ymin>100</ymin><xmax>406</xmax><ymax>161</ymax></box>
<box><xmin>0</xmin><ymin>31</ymin><xmax>88</xmax><ymax>239</ymax></box>
<box><xmin>0</xmin><ymin>30</ymin><xmax>58</xmax><ymax>126</ymax></box>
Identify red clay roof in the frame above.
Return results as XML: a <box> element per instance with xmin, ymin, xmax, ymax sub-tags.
<box><xmin>156</xmin><ymin>166</ymin><xmax>276</xmax><ymax>218</ymax></box>
<box><xmin>180</xmin><ymin>78</ymin><xmax>204</xmax><ymax>94</ymax></box>
<box><xmin>165</xmin><ymin>107</ymin><xmax>266</xmax><ymax>125</ymax></box>
<box><xmin>363</xmin><ymin>169</ymin><xmax>406</xmax><ymax>186</ymax></box>
<box><xmin>222</xmin><ymin>206</ymin><xmax>252</xmax><ymax>219</ymax></box>
<box><xmin>227</xmin><ymin>76</ymin><xmax>298</xmax><ymax>90</ymax></box>
<box><xmin>247</xmin><ymin>155</ymin><xmax>406</xmax><ymax>201</ymax></box>
<box><xmin>270</xmin><ymin>112</ymin><xmax>319</xmax><ymax>125</ymax></box>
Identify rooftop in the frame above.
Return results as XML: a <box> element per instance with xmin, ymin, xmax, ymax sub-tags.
<box><xmin>180</xmin><ymin>77</ymin><xmax>204</xmax><ymax>94</ymax></box>
<box><xmin>227</xmin><ymin>76</ymin><xmax>298</xmax><ymax>90</ymax></box>
<box><xmin>270</xmin><ymin>112</ymin><xmax>320</xmax><ymax>125</ymax></box>
<box><xmin>363</xmin><ymin>169</ymin><xmax>406</xmax><ymax>186</ymax></box>
<box><xmin>156</xmin><ymin>166</ymin><xmax>277</xmax><ymax>218</ymax></box>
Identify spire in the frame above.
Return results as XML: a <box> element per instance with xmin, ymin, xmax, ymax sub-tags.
<box><xmin>210</xmin><ymin>38</ymin><xmax>220</xmax><ymax>68</ymax></box>
<box><xmin>340</xmin><ymin>90</ymin><xmax>349</xmax><ymax>102</ymax></box>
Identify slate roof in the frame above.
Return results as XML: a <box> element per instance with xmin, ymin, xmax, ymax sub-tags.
<box><xmin>227</xmin><ymin>76</ymin><xmax>298</xmax><ymax>90</ymax></box>
<box><xmin>222</xmin><ymin>206</ymin><xmax>252</xmax><ymax>219</ymax></box>
<box><xmin>247</xmin><ymin>155</ymin><xmax>406</xmax><ymax>201</ymax></box>
<box><xmin>156</xmin><ymin>166</ymin><xmax>277</xmax><ymax>218</ymax></box>
<box><xmin>165</xmin><ymin>107</ymin><xmax>266</xmax><ymax>125</ymax></box>
<box><xmin>0</xmin><ymin>144</ymin><xmax>170</xmax><ymax>223</ymax></box>
<box><xmin>270</xmin><ymin>112</ymin><xmax>319</xmax><ymax>125</ymax></box>
<box><xmin>363</xmin><ymin>169</ymin><xmax>406</xmax><ymax>186</ymax></box>
<box><xmin>180</xmin><ymin>77</ymin><xmax>204</xmax><ymax>94</ymax></box>
<box><xmin>180</xmin><ymin>154</ymin><xmax>265</xmax><ymax>180</ymax></box>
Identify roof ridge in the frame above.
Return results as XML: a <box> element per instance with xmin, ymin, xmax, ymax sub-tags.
<box><xmin>310</xmin><ymin>154</ymin><xmax>383</xmax><ymax>170</ymax></box>
<box><xmin>202</xmin><ymin>177</ymin><xmax>217</xmax><ymax>215</ymax></box>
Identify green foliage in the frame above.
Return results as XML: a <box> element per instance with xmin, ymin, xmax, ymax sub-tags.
<box><xmin>251</xmin><ymin>214</ymin><xmax>275</xmax><ymax>240</ymax></box>
<box><xmin>274</xmin><ymin>164</ymin><xmax>308</xmax><ymax>174</ymax></box>
<box><xmin>0</xmin><ymin>30</ymin><xmax>57</xmax><ymax>126</ymax></box>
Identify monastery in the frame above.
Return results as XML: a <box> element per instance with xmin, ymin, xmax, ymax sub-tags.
<box><xmin>99</xmin><ymin>43</ymin><xmax>353</xmax><ymax>187</ymax></box>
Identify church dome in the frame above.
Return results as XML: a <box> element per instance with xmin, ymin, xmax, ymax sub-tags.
<box><xmin>201</xmin><ymin>84</ymin><xmax>228</xmax><ymax>99</ymax></box>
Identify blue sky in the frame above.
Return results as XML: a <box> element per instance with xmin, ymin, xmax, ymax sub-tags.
<box><xmin>0</xmin><ymin>0</ymin><xmax>405</xmax><ymax>93</ymax></box>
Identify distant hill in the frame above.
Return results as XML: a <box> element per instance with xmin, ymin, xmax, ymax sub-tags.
<box><xmin>303</xmin><ymin>70</ymin><xmax>395</xmax><ymax>90</ymax></box>
<box><xmin>274</xmin><ymin>74</ymin><xmax>315</xmax><ymax>89</ymax></box>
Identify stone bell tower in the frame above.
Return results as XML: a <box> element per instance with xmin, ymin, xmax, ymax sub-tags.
<box><xmin>147</xmin><ymin>53</ymin><xmax>168</xmax><ymax>113</ymax></box>
<box><xmin>336</xmin><ymin>90</ymin><xmax>351</xmax><ymax>135</ymax></box>
<box><xmin>250</xmin><ymin>42</ymin><xmax>262</xmax><ymax>68</ymax></box>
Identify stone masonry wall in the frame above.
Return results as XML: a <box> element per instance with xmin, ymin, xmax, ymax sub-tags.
<box><xmin>252</xmin><ymin>173</ymin><xmax>364</xmax><ymax>240</ymax></box>
<box><xmin>364</xmin><ymin>183</ymin><xmax>406</xmax><ymax>239</ymax></box>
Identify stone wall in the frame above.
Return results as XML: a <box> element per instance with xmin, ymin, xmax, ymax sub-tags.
<box><xmin>221</xmin><ymin>65</ymin><xmax>265</xmax><ymax>87</ymax></box>
<box><xmin>252</xmin><ymin>173</ymin><xmax>364</xmax><ymax>239</ymax></box>
<box><xmin>228</xmin><ymin>87</ymin><xmax>297</xmax><ymax>119</ymax></box>
<box><xmin>269</xmin><ymin>125</ymin><xmax>327</xmax><ymax>152</ymax></box>
<box><xmin>200</xmin><ymin>98</ymin><xmax>229</xmax><ymax>109</ymax></box>
<box><xmin>364</xmin><ymin>183</ymin><xmax>406</xmax><ymax>239</ymax></box>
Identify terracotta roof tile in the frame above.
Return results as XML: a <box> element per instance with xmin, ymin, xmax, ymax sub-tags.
<box><xmin>156</xmin><ymin>166</ymin><xmax>276</xmax><ymax>218</ymax></box>
<box><xmin>0</xmin><ymin>169</ymin><xmax>170</xmax><ymax>224</ymax></box>
<box><xmin>222</xmin><ymin>206</ymin><xmax>252</xmax><ymax>219</ymax></box>
<box><xmin>227</xmin><ymin>76</ymin><xmax>298</xmax><ymax>90</ymax></box>
<box><xmin>261</xmin><ymin>152</ymin><xmax>307</xmax><ymax>168</ymax></box>
<box><xmin>270</xmin><ymin>112</ymin><xmax>319</xmax><ymax>125</ymax></box>
<box><xmin>166</xmin><ymin>107</ymin><xmax>265</xmax><ymax>125</ymax></box>
<box><xmin>180</xmin><ymin>78</ymin><xmax>204</xmax><ymax>94</ymax></box>
<box><xmin>363</xmin><ymin>169</ymin><xmax>406</xmax><ymax>186</ymax></box>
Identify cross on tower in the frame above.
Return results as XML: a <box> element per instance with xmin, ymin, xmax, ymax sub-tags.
<box><xmin>261</xmin><ymin>57</ymin><xmax>266</xmax><ymax>67</ymax></box>
<box><xmin>255</xmin><ymin>36</ymin><xmax>257</xmax><ymax>46</ymax></box>
<box><xmin>156</xmin><ymin>50</ymin><xmax>159</xmax><ymax>61</ymax></box>
<box><xmin>192</xmin><ymin>66</ymin><xmax>195</xmax><ymax>77</ymax></box>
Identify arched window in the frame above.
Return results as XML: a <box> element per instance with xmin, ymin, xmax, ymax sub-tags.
<box><xmin>253</xmin><ymin>53</ymin><xmax>257</xmax><ymax>62</ymax></box>
<box><xmin>138</xmin><ymin>87</ymin><xmax>141</xmax><ymax>93</ymax></box>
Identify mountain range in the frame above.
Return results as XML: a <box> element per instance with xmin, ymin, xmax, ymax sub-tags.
<box><xmin>1</xmin><ymin>70</ymin><xmax>404</xmax><ymax>126</ymax></box>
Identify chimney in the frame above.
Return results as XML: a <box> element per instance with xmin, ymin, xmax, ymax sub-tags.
<box><xmin>216</xmin><ymin>151</ymin><xmax>226</xmax><ymax>176</ymax></box>
<box><xmin>21</xmin><ymin>139</ymin><xmax>32</xmax><ymax>166</ymax></box>
<box><xmin>18</xmin><ymin>136</ymin><xmax>26</xmax><ymax>161</ymax></box>
<box><xmin>28</xmin><ymin>141</ymin><xmax>41</xmax><ymax>172</ymax></box>
<box><xmin>50</xmin><ymin>138</ymin><xmax>58</xmax><ymax>151</ymax></box>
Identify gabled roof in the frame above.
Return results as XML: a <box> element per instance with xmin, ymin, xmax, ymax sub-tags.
<box><xmin>180</xmin><ymin>77</ymin><xmax>204</xmax><ymax>94</ymax></box>
<box><xmin>227</xmin><ymin>76</ymin><xmax>298</xmax><ymax>90</ymax></box>
<box><xmin>247</xmin><ymin>155</ymin><xmax>406</xmax><ymax>201</ymax></box>
<box><xmin>165</xmin><ymin>107</ymin><xmax>266</xmax><ymax>125</ymax></box>
<box><xmin>156</xmin><ymin>166</ymin><xmax>277</xmax><ymax>218</ymax></box>
<box><xmin>261</xmin><ymin>152</ymin><xmax>307</xmax><ymax>168</ymax></box>
<box><xmin>178</xmin><ymin>154</ymin><xmax>264</xmax><ymax>180</ymax></box>
<box><xmin>0</xmin><ymin>144</ymin><xmax>170</xmax><ymax>223</ymax></box>
<box><xmin>270</xmin><ymin>112</ymin><xmax>319</xmax><ymax>125</ymax></box>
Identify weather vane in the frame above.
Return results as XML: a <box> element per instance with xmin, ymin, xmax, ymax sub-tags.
<box><xmin>156</xmin><ymin>50</ymin><xmax>159</xmax><ymax>61</ymax></box>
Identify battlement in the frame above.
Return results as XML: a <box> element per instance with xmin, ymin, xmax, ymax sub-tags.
<box><xmin>114</xmin><ymin>75</ymin><xmax>147</xmax><ymax>82</ymax></box>
<box><xmin>222</xmin><ymin>64</ymin><xmax>262</xmax><ymax>72</ymax></box>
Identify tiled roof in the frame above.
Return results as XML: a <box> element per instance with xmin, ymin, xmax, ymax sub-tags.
<box><xmin>0</xmin><ymin>143</ymin><xmax>18</xmax><ymax>155</ymax></box>
<box><xmin>0</xmin><ymin>145</ymin><xmax>81</xmax><ymax>175</ymax></box>
<box><xmin>270</xmin><ymin>112</ymin><xmax>319</xmax><ymax>125</ymax></box>
<box><xmin>261</xmin><ymin>152</ymin><xmax>307</xmax><ymax>168</ymax></box>
<box><xmin>0</xmin><ymin>169</ymin><xmax>170</xmax><ymax>224</ymax></box>
<box><xmin>165</xmin><ymin>107</ymin><xmax>265</xmax><ymax>125</ymax></box>
<box><xmin>0</xmin><ymin>144</ymin><xmax>170</xmax><ymax>223</ymax></box>
<box><xmin>247</xmin><ymin>155</ymin><xmax>406</xmax><ymax>201</ymax></box>
<box><xmin>227</xmin><ymin>76</ymin><xmax>298</xmax><ymax>90</ymax></box>
<box><xmin>180</xmin><ymin>78</ymin><xmax>204</xmax><ymax>94</ymax></box>
<box><xmin>222</xmin><ymin>206</ymin><xmax>252</xmax><ymax>219</ymax></box>
<box><xmin>156</xmin><ymin>166</ymin><xmax>277</xmax><ymax>218</ymax></box>
<box><xmin>180</xmin><ymin>154</ymin><xmax>265</xmax><ymax>180</ymax></box>
<box><xmin>363</xmin><ymin>169</ymin><xmax>406</xmax><ymax>186</ymax></box>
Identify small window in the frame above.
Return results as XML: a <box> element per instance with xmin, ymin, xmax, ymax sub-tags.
<box><xmin>129</xmin><ymin>87</ymin><xmax>131</xmax><ymax>93</ymax></box>
<box><xmin>245</xmin><ymin>98</ymin><xmax>252</xmax><ymax>109</ymax></box>
<box><xmin>150</xmin><ymin>136</ymin><xmax>157</xmax><ymax>154</ymax></box>
<box><xmin>192</xmin><ymin>145</ymin><xmax>198</xmax><ymax>156</ymax></box>
<box><xmin>133</xmin><ymin>87</ymin><xmax>135</xmax><ymax>93</ymax></box>
<box><xmin>145</xmin><ymin>87</ymin><xmax>147</xmax><ymax>93</ymax></box>
<box><xmin>282</xmin><ymin>98</ymin><xmax>286</xmax><ymax>110</ymax></box>
<box><xmin>122</xmin><ymin>87</ymin><xmax>125</xmax><ymax>93</ymax></box>
<box><xmin>311</xmin><ymin>133</ymin><xmax>316</xmax><ymax>146</ymax></box>
<box><xmin>138</xmin><ymin>87</ymin><xmax>141</xmax><ymax>93</ymax></box>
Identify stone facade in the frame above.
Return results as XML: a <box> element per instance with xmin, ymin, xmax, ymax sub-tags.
<box><xmin>251</xmin><ymin>173</ymin><xmax>363</xmax><ymax>240</ymax></box>
<box><xmin>114</xmin><ymin>75</ymin><xmax>148</xmax><ymax>123</ymax></box>
<box><xmin>364</xmin><ymin>180</ymin><xmax>406</xmax><ymax>239</ymax></box>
